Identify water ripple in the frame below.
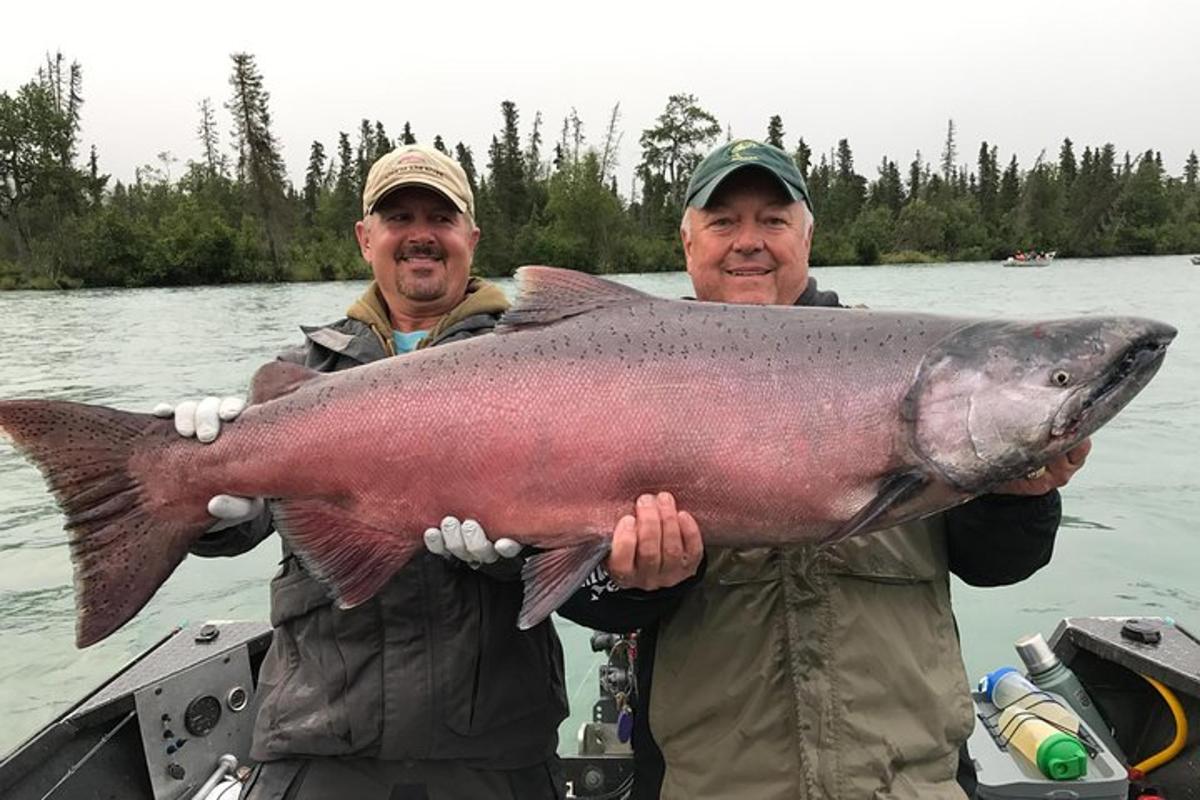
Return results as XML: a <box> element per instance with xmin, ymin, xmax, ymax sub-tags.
<box><xmin>1059</xmin><ymin>514</ymin><xmax>1116</xmax><ymax>531</ymax></box>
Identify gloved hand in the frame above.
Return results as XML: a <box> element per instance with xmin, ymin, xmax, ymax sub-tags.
<box><xmin>153</xmin><ymin>396</ymin><xmax>264</xmax><ymax>531</ymax></box>
<box><xmin>153</xmin><ymin>395</ymin><xmax>246</xmax><ymax>443</ymax></box>
<box><xmin>424</xmin><ymin>516</ymin><xmax>521</xmax><ymax>565</ymax></box>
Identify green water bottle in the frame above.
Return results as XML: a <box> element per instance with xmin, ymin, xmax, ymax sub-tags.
<box><xmin>1015</xmin><ymin>633</ymin><xmax>1126</xmax><ymax>763</ymax></box>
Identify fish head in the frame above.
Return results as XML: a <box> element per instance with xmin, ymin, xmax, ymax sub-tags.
<box><xmin>904</xmin><ymin>316</ymin><xmax>1175</xmax><ymax>492</ymax></box>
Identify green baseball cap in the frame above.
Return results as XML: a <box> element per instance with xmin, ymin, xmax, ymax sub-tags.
<box><xmin>685</xmin><ymin>139</ymin><xmax>812</xmax><ymax>210</ymax></box>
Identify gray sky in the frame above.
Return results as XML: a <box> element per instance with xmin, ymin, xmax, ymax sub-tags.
<box><xmin>4</xmin><ymin>0</ymin><xmax>1197</xmax><ymax>195</ymax></box>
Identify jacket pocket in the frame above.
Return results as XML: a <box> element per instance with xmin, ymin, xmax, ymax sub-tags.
<box><xmin>441</xmin><ymin>573</ymin><xmax>558</xmax><ymax>737</ymax></box>
<box><xmin>823</xmin><ymin>519</ymin><xmax>947</xmax><ymax>584</ymax></box>
<box><xmin>256</xmin><ymin>559</ymin><xmax>379</xmax><ymax>755</ymax></box>
<box><xmin>710</xmin><ymin>547</ymin><xmax>780</xmax><ymax>585</ymax></box>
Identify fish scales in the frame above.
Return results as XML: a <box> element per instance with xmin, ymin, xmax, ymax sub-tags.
<box><xmin>0</xmin><ymin>266</ymin><xmax>1176</xmax><ymax>646</ymax></box>
<box><xmin>174</xmin><ymin>300</ymin><xmax>945</xmax><ymax>545</ymax></box>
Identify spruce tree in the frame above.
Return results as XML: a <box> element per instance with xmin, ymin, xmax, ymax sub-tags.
<box><xmin>489</xmin><ymin>101</ymin><xmax>529</xmax><ymax>226</ymax></box>
<box><xmin>334</xmin><ymin>132</ymin><xmax>354</xmax><ymax>199</ymax></box>
<box><xmin>793</xmin><ymin>138</ymin><xmax>812</xmax><ymax>179</ymax></box>
<box><xmin>1059</xmin><ymin>138</ymin><xmax>1077</xmax><ymax>187</ymax></box>
<box><xmin>226</xmin><ymin>52</ymin><xmax>289</xmax><ymax>278</ymax></box>
<box><xmin>828</xmin><ymin>139</ymin><xmax>865</xmax><ymax>226</ymax></box>
<box><xmin>454</xmin><ymin>142</ymin><xmax>478</xmax><ymax>194</ymax></box>
<box><xmin>908</xmin><ymin>151</ymin><xmax>923</xmax><ymax>201</ymax></box>
<box><xmin>86</xmin><ymin>145</ymin><xmax>108</xmax><ymax>207</ymax></box>
<box><xmin>332</xmin><ymin>131</ymin><xmax>358</xmax><ymax>231</ymax></box>
<box><xmin>373</xmin><ymin>121</ymin><xmax>391</xmax><ymax>158</ymax></box>
<box><xmin>355</xmin><ymin>119</ymin><xmax>373</xmax><ymax>193</ymax></box>
<box><xmin>197</xmin><ymin>97</ymin><xmax>223</xmax><ymax>180</ymax></box>
<box><xmin>869</xmin><ymin>157</ymin><xmax>903</xmax><ymax>216</ymax></box>
<box><xmin>303</xmin><ymin>140</ymin><xmax>327</xmax><ymax>224</ymax></box>
<box><xmin>766</xmin><ymin>115</ymin><xmax>785</xmax><ymax>149</ymax></box>
<box><xmin>940</xmin><ymin>119</ymin><xmax>957</xmax><ymax>183</ymax></box>
<box><xmin>526</xmin><ymin>110</ymin><xmax>545</xmax><ymax>181</ymax></box>
<box><xmin>976</xmin><ymin>142</ymin><xmax>998</xmax><ymax>224</ymax></box>
<box><xmin>998</xmin><ymin>155</ymin><xmax>1021</xmax><ymax>215</ymax></box>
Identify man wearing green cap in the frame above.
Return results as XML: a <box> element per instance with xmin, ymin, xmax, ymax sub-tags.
<box><xmin>406</xmin><ymin>136</ymin><xmax>1087</xmax><ymax>797</ymax></box>
<box><xmin>163</xmin><ymin>144</ymin><xmax>572</xmax><ymax>799</ymax></box>
<box><xmin>556</xmin><ymin>138</ymin><xmax>1090</xmax><ymax>798</ymax></box>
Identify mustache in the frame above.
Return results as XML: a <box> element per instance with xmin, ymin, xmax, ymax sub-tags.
<box><xmin>396</xmin><ymin>244</ymin><xmax>445</xmax><ymax>261</ymax></box>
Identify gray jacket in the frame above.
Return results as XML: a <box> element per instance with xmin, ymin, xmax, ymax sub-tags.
<box><xmin>192</xmin><ymin>282</ymin><xmax>568</xmax><ymax>768</ymax></box>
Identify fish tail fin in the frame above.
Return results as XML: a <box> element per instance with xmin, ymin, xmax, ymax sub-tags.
<box><xmin>273</xmin><ymin>499</ymin><xmax>422</xmax><ymax>608</ymax></box>
<box><xmin>0</xmin><ymin>399</ymin><xmax>203</xmax><ymax>647</ymax></box>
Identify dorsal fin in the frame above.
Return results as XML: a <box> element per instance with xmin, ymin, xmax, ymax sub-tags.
<box><xmin>498</xmin><ymin>266</ymin><xmax>655</xmax><ymax>332</ymax></box>
<box><xmin>249</xmin><ymin>361</ymin><xmax>322</xmax><ymax>404</ymax></box>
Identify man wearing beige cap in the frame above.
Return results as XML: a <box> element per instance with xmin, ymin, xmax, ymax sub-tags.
<box><xmin>165</xmin><ymin>145</ymin><xmax>569</xmax><ymax>799</ymax></box>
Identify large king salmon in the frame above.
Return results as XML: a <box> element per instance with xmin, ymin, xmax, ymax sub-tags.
<box><xmin>0</xmin><ymin>267</ymin><xmax>1177</xmax><ymax>647</ymax></box>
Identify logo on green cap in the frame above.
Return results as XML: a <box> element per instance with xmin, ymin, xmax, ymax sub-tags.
<box><xmin>729</xmin><ymin>140</ymin><xmax>762</xmax><ymax>162</ymax></box>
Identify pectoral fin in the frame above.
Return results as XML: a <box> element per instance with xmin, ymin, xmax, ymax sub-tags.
<box><xmin>273</xmin><ymin>498</ymin><xmax>420</xmax><ymax>608</ymax></box>
<box><xmin>824</xmin><ymin>471</ymin><xmax>930</xmax><ymax>544</ymax></box>
<box><xmin>518</xmin><ymin>541</ymin><xmax>611</xmax><ymax>629</ymax></box>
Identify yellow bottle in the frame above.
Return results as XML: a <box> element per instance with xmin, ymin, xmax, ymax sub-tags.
<box><xmin>996</xmin><ymin>705</ymin><xmax>1089</xmax><ymax>780</ymax></box>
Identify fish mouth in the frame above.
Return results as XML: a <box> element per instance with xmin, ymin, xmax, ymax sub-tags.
<box><xmin>1084</xmin><ymin>333</ymin><xmax>1172</xmax><ymax>410</ymax></box>
<box><xmin>1053</xmin><ymin>328</ymin><xmax>1175</xmax><ymax>439</ymax></box>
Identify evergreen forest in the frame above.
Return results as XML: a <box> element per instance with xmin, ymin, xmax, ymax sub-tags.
<box><xmin>3</xmin><ymin>53</ymin><xmax>1199</xmax><ymax>290</ymax></box>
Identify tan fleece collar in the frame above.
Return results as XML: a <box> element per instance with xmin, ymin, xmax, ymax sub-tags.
<box><xmin>346</xmin><ymin>278</ymin><xmax>509</xmax><ymax>355</ymax></box>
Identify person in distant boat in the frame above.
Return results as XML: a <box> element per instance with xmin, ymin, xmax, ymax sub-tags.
<box><xmin>161</xmin><ymin>145</ymin><xmax>580</xmax><ymax>800</ymax></box>
<box><xmin>444</xmin><ymin>140</ymin><xmax>1090</xmax><ymax>800</ymax></box>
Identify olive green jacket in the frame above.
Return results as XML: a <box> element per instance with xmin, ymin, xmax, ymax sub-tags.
<box><xmin>650</xmin><ymin>521</ymin><xmax>973</xmax><ymax>799</ymax></box>
<box><xmin>563</xmin><ymin>490</ymin><xmax>1060</xmax><ymax>800</ymax></box>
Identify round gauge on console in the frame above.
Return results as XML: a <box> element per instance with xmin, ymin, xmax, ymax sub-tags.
<box><xmin>184</xmin><ymin>694</ymin><xmax>222</xmax><ymax>736</ymax></box>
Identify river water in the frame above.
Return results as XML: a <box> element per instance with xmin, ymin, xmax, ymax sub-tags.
<box><xmin>0</xmin><ymin>256</ymin><xmax>1196</xmax><ymax>757</ymax></box>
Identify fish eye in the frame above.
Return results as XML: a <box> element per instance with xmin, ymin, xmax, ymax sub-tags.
<box><xmin>1051</xmin><ymin>369</ymin><xmax>1071</xmax><ymax>386</ymax></box>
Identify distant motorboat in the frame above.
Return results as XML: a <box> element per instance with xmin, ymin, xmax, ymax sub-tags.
<box><xmin>1002</xmin><ymin>250</ymin><xmax>1056</xmax><ymax>268</ymax></box>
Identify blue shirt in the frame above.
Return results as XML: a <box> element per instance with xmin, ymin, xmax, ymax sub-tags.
<box><xmin>392</xmin><ymin>329</ymin><xmax>430</xmax><ymax>354</ymax></box>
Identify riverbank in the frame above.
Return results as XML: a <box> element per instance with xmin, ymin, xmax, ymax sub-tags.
<box><xmin>8</xmin><ymin>250</ymin><xmax>1200</xmax><ymax>290</ymax></box>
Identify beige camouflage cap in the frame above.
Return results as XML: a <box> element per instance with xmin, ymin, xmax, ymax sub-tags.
<box><xmin>362</xmin><ymin>144</ymin><xmax>475</xmax><ymax>218</ymax></box>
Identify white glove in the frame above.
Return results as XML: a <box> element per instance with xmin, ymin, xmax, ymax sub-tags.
<box><xmin>204</xmin><ymin>494</ymin><xmax>266</xmax><ymax>532</ymax></box>
<box><xmin>154</xmin><ymin>397</ymin><xmax>263</xmax><ymax>531</ymax></box>
<box><xmin>424</xmin><ymin>516</ymin><xmax>521</xmax><ymax>565</ymax></box>
<box><xmin>153</xmin><ymin>395</ymin><xmax>246</xmax><ymax>443</ymax></box>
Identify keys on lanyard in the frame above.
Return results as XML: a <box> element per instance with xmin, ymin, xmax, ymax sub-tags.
<box><xmin>615</xmin><ymin>691</ymin><xmax>634</xmax><ymax>743</ymax></box>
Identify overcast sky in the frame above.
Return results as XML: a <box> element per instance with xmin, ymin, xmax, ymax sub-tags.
<box><xmin>4</xmin><ymin>0</ymin><xmax>1197</xmax><ymax>195</ymax></box>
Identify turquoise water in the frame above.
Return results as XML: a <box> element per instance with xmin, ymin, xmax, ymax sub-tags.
<box><xmin>0</xmin><ymin>256</ymin><xmax>1196</xmax><ymax>756</ymax></box>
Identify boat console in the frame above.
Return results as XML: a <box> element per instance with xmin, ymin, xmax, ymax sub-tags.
<box><xmin>0</xmin><ymin>621</ymin><xmax>271</xmax><ymax>800</ymax></box>
<box><xmin>1049</xmin><ymin>616</ymin><xmax>1200</xmax><ymax>798</ymax></box>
